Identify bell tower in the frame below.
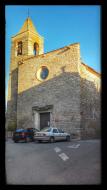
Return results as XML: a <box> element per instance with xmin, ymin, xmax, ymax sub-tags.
<box><xmin>12</xmin><ymin>17</ymin><xmax>44</xmax><ymax>58</ymax></box>
<box><xmin>6</xmin><ymin>17</ymin><xmax>44</xmax><ymax>130</ymax></box>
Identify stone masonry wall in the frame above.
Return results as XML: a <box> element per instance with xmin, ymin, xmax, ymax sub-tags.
<box><xmin>80</xmin><ymin>63</ymin><xmax>101</xmax><ymax>139</ymax></box>
<box><xmin>17</xmin><ymin>43</ymin><xmax>81</xmax><ymax>137</ymax></box>
<box><xmin>6</xmin><ymin>68</ymin><xmax>18</xmax><ymax>129</ymax></box>
<box><xmin>6</xmin><ymin>25</ymin><xmax>44</xmax><ymax>130</ymax></box>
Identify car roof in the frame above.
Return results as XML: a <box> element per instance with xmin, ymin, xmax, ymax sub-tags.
<box><xmin>15</xmin><ymin>129</ymin><xmax>26</xmax><ymax>132</ymax></box>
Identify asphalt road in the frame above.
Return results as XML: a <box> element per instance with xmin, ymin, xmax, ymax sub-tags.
<box><xmin>5</xmin><ymin>139</ymin><xmax>101</xmax><ymax>185</ymax></box>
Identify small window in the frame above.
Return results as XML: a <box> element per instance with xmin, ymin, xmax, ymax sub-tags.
<box><xmin>36</xmin><ymin>66</ymin><xmax>49</xmax><ymax>81</ymax></box>
<box><xmin>33</xmin><ymin>49</ymin><xmax>36</xmax><ymax>55</ymax></box>
<box><xmin>53</xmin><ymin>129</ymin><xmax>58</xmax><ymax>133</ymax></box>
<box><xmin>17</xmin><ymin>41</ymin><xmax>22</xmax><ymax>55</ymax></box>
<box><xmin>40</xmin><ymin>67</ymin><xmax>49</xmax><ymax>80</ymax></box>
<box><xmin>34</xmin><ymin>42</ymin><xmax>39</xmax><ymax>55</ymax></box>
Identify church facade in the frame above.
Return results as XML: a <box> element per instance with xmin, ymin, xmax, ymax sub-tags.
<box><xmin>6</xmin><ymin>17</ymin><xmax>101</xmax><ymax>139</ymax></box>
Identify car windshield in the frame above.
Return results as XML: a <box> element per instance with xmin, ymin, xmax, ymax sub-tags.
<box><xmin>40</xmin><ymin>127</ymin><xmax>52</xmax><ymax>132</ymax></box>
<box><xmin>34</xmin><ymin>128</ymin><xmax>40</xmax><ymax>132</ymax></box>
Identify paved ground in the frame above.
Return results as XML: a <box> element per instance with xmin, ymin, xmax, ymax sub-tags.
<box><xmin>5</xmin><ymin>139</ymin><xmax>101</xmax><ymax>185</ymax></box>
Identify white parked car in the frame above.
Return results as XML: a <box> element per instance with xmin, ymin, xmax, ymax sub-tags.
<box><xmin>34</xmin><ymin>127</ymin><xmax>71</xmax><ymax>143</ymax></box>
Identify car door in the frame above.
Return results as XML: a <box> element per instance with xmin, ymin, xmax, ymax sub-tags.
<box><xmin>57</xmin><ymin>129</ymin><xmax>64</xmax><ymax>141</ymax></box>
<box><xmin>61</xmin><ymin>130</ymin><xmax>67</xmax><ymax>140</ymax></box>
<box><xmin>52</xmin><ymin>128</ymin><xmax>59</xmax><ymax>141</ymax></box>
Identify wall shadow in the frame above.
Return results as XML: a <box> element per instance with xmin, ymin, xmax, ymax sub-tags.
<box><xmin>6</xmin><ymin>68</ymin><xmax>101</xmax><ymax>139</ymax></box>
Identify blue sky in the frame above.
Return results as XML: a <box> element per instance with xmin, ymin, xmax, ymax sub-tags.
<box><xmin>5</xmin><ymin>5</ymin><xmax>101</xmax><ymax>102</ymax></box>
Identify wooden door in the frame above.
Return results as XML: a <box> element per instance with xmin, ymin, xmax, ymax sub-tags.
<box><xmin>40</xmin><ymin>112</ymin><xmax>50</xmax><ymax>130</ymax></box>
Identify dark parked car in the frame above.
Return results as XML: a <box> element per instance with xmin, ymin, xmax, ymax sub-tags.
<box><xmin>13</xmin><ymin>128</ymin><xmax>39</xmax><ymax>143</ymax></box>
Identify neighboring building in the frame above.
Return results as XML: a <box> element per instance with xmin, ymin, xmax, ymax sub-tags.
<box><xmin>6</xmin><ymin>17</ymin><xmax>101</xmax><ymax>139</ymax></box>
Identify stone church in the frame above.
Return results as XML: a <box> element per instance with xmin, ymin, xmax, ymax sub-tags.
<box><xmin>6</xmin><ymin>17</ymin><xmax>101</xmax><ymax>139</ymax></box>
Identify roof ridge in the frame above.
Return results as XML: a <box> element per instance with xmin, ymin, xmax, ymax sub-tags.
<box><xmin>21</xmin><ymin>43</ymin><xmax>74</xmax><ymax>62</ymax></box>
<box><xmin>81</xmin><ymin>62</ymin><xmax>100</xmax><ymax>77</ymax></box>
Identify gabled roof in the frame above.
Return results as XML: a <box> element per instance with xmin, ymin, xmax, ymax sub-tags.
<box><xmin>18</xmin><ymin>17</ymin><xmax>38</xmax><ymax>35</ymax></box>
<box><xmin>81</xmin><ymin>62</ymin><xmax>100</xmax><ymax>78</ymax></box>
<box><xmin>17</xmin><ymin>39</ymin><xmax>100</xmax><ymax>78</ymax></box>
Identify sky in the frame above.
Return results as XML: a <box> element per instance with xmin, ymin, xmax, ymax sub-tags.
<box><xmin>5</xmin><ymin>5</ymin><xmax>101</xmax><ymax>104</ymax></box>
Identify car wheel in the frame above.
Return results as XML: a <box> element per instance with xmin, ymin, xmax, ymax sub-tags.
<box><xmin>49</xmin><ymin>137</ymin><xmax>55</xmax><ymax>143</ymax></box>
<box><xmin>66</xmin><ymin>136</ymin><xmax>70</xmax><ymax>142</ymax></box>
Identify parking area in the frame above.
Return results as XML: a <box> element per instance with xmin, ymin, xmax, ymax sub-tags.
<box><xmin>6</xmin><ymin>139</ymin><xmax>101</xmax><ymax>184</ymax></box>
